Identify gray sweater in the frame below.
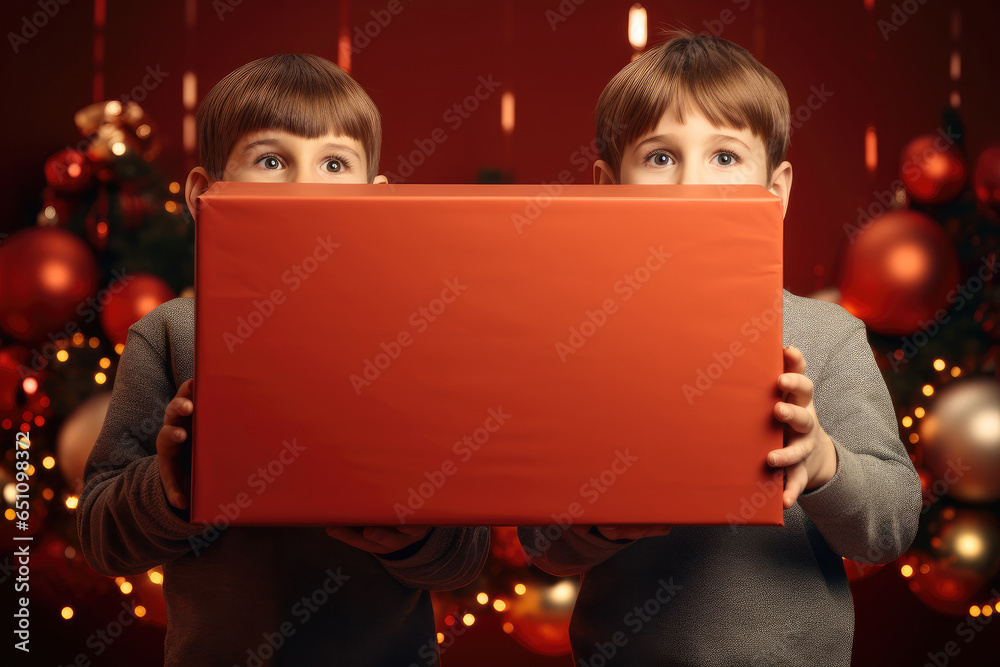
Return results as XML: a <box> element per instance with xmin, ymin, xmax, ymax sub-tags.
<box><xmin>77</xmin><ymin>297</ymin><xmax>489</xmax><ymax>666</ymax></box>
<box><xmin>518</xmin><ymin>290</ymin><xmax>922</xmax><ymax>667</ymax></box>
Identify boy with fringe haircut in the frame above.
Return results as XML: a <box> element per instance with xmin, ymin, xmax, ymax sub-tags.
<box><xmin>519</xmin><ymin>31</ymin><xmax>920</xmax><ymax>666</ymax></box>
<box><xmin>79</xmin><ymin>54</ymin><xmax>489</xmax><ymax>666</ymax></box>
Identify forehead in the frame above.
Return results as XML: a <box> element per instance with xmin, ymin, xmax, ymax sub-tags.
<box><xmin>230</xmin><ymin>129</ymin><xmax>368</xmax><ymax>160</ymax></box>
<box><xmin>639</xmin><ymin>106</ymin><xmax>764</xmax><ymax>151</ymax></box>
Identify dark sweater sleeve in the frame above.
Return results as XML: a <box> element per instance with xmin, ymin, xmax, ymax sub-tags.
<box><xmin>516</xmin><ymin>525</ymin><xmax>635</xmax><ymax>576</ymax></box>
<box><xmin>795</xmin><ymin>315</ymin><xmax>922</xmax><ymax>563</ymax></box>
<box><xmin>375</xmin><ymin>526</ymin><xmax>491</xmax><ymax>590</ymax></box>
<box><xmin>77</xmin><ymin>314</ymin><xmax>204</xmax><ymax>577</ymax></box>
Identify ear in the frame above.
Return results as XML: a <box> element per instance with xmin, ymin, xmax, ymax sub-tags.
<box><xmin>768</xmin><ymin>161</ymin><xmax>793</xmax><ymax>219</ymax></box>
<box><xmin>372</xmin><ymin>174</ymin><xmax>389</xmax><ymax>185</ymax></box>
<box><xmin>593</xmin><ymin>159</ymin><xmax>618</xmax><ymax>185</ymax></box>
<box><xmin>184</xmin><ymin>166</ymin><xmax>215</xmax><ymax>223</ymax></box>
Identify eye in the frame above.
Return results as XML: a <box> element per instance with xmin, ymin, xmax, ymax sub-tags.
<box><xmin>644</xmin><ymin>151</ymin><xmax>673</xmax><ymax>167</ymax></box>
<box><xmin>713</xmin><ymin>151</ymin><xmax>743</xmax><ymax>167</ymax></box>
<box><xmin>256</xmin><ymin>153</ymin><xmax>283</xmax><ymax>170</ymax></box>
<box><xmin>324</xmin><ymin>158</ymin><xmax>343</xmax><ymax>173</ymax></box>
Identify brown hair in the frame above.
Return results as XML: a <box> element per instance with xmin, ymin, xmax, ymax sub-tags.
<box><xmin>595</xmin><ymin>29</ymin><xmax>789</xmax><ymax>183</ymax></box>
<box><xmin>196</xmin><ymin>54</ymin><xmax>382</xmax><ymax>182</ymax></box>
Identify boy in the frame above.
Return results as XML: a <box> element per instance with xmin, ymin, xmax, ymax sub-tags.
<box><xmin>78</xmin><ymin>54</ymin><xmax>489</xmax><ymax>666</ymax></box>
<box><xmin>518</xmin><ymin>31</ymin><xmax>921</xmax><ymax>666</ymax></box>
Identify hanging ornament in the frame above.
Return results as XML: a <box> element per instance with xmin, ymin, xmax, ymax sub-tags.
<box><xmin>44</xmin><ymin>149</ymin><xmax>93</xmax><ymax>194</ymax></box>
<box><xmin>973</xmin><ymin>145</ymin><xmax>1000</xmax><ymax>207</ymax></box>
<box><xmin>0</xmin><ymin>227</ymin><xmax>99</xmax><ymax>341</ymax></box>
<box><xmin>919</xmin><ymin>378</ymin><xmax>1000</xmax><ymax>503</ymax></box>
<box><xmin>57</xmin><ymin>392</ymin><xmax>113</xmax><ymax>496</ymax></box>
<box><xmin>900</xmin><ymin>134</ymin><xmax>967</xmax><ymax>205</ymax></box>
<box><xmin>37</xmin><ymin>187</ymin><xmax>75</xmax><ymax>226</ymax></box>
<box><xmin>838</xmin><ymin>210</ymin><xmax>960</xmax><ymax>335</ymax></box>
<box><xmin>99</xmin><ymin>274</ymin><xmax>176</xmax><ymax>346</ymax></box>
<box><xmin>904</xmin><ymin>505</ymin><xmax>1000</xmax><ymax>616</ymax></box>
<box><xmin>74</xmin><ymin>100</ymin><xmax>161</xmax><ymax>163</ymax></box>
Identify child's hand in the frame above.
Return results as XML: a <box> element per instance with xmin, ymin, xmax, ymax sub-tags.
<box><xmin>156</xmin><ymin>378</ymin><xmax>194</xmax><ymax>510</ymax></box>
<box><xmin>768</xmin><ymin>346</ymin><xmax>838</xmax><ymax>509</ymax></box>
<box><xmin>326</xmin><ymin>526</ymin><xmax>431</xmax><ymax>554</ymax></box>
<box><xmin>572</xmin><ymin>525</ymin><xmax>672</xmax><ymax>541</ymax></box>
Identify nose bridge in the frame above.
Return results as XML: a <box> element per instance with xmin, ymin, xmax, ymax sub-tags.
<box><xmin>677</xmin><ymin>161</ymin><xmax>708</xmax><ymax>186</ymax></box>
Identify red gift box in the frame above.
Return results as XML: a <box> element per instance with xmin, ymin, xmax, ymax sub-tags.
<box><xmin>192</xmin><ymin>182</ymin><xmax>784</xmax><ymax>526</ymax></box>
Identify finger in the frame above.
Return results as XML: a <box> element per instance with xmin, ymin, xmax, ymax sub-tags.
<box><xmin>163</xmin><ymin>395</ymin><xmax>194</xmax><ymax>427</ymax></box>
<box><xmin>156</xmin><ymin>425</ymin><xmax>189</xmax><ymax>509</ymax></box>
<box><xmin>767</xmin><ymin>436</ymin><xmax>815</xmax><ymax>467</ymax></box>
<box><xmin>777</xmin><ymin>373</ymin><xmax>814</xmax><ymax>406</ymax></box>
<box><xmin>783</xmin><ymin>345</ymin><xmax>807</xmax><ymax>374</ymax></box>
<box><xmin>396</xmin><ymin>525</ymin><xmax>431</xmax><ymax>538</ymax></box>
<box><xmin>774</xmin><ymin>402</ymin><xmax>814</xmax><ymax>434</ymax></box>
<box><xmin>596</xmin><ymin>526</ymin><xmax>624</xmax><ymax>540</ymax></box>
<box><xmin>363</xmin><ymin>527</ymin><xmax>424</xmax><ymax>553</ymax></box>
<box><xmin>326</xmin><ymin>527</ymin><xmax>389</xmax><ymax>553</ymax></box>
<box><xmin>783</xmin><ymin>463</ymin><xmax>809</xmax><ymax>508</ymax></box>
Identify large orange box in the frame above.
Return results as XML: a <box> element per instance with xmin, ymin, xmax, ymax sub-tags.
<box><xmin>192</xmin><ymin>183</ymin><xmax>784</xmax><ymax>526</ymax></box>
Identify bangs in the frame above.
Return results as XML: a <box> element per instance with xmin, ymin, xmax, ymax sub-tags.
<box><xmin>198</xmin><ymin>54</ymin><xmax>382</xmax><ymax>181</ymax></box>
<box><xmin>596</xmin><ymin>30</ymin><xmax>789</xmax><ymax>182</ymax></box>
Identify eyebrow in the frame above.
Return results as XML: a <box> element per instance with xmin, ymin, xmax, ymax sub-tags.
<box><xmin>631</xmin><ymin>133</ymin><xmax>753</xmax><ymax>156</ymax></box>
<box><xmin>241</xmin><ymin>138</ymin><xmax>361</xmax><ymax>159</ymax></box>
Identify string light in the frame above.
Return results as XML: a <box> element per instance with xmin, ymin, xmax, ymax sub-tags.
<box><xmin>950</xmin><ymin>367</ymin><xmax>961</xmax><ymax>377</ymax></box>
<box><xmin>933</xmin><ymin>359</ymin><xmax>946</xmax><ymax>371</ymax></box>
<box><xmin>502</xmin><ymin>622</ymin><xmax>513</xmax><ymax>634</ymax></box>
<box><xmin>65</xmin><ymin>496</ymin><xmax>79</xmax><ymax>509</ymax></box>
<box><xmin>900</xmin><ymin>564</ymin><xmax>913</xmax><ymax>577</ymax></box>
<box><xmin>436</xmin><ymin>632</ymin><xmax>444</xmax><ymax>644</ymax></box>
<box><xmin>476</xmin><ymin>592</ymin><xmax>488</xmax><ymax>605</ymax></box>
<box><xmin>56</xmin><ymin>350</ymin><xmax>69</xmax><ymax>362</ymax></box>
<box><xmin>99</xmin><ymin>357</ymin><xmax>111</xmax><ymax>369</ymax></box>
<box><xmin>514</xmin><ymin>583</ymin><xmax>526</xmax><ymax>595</ymax></box>
<box><xmin>462</xmin><ymin>614</ymin><xmax>475</xmax><ymax>627</ymax></box>
<box><xmin>42</xmin><ymin>456</ymin><xmax>55</xmax><ymax>469</ymax></box>
<box><xmin>148</xmin><ymin>570</ymin><xmax>164</xmax><ymax>585</ymax></box>
<box><xmin>89</xmin><ymin>337</ymin><xmax>100</xmax><ymax>348</ymax></box>
<box><xmin>627</xmin><ymin>4</ymin><xmax>647</xmax><ymax>51</ymax></box>
<box><xmin>493</xmin><ymin>599</ymin><xmax>506</xmax><ymax>612</ymax></box>
<box><xmin>119</xmin><ymin>581</ymin><xmax>133</xmax><ymax>594</ymax></box>
<box><xmin>914</xmin><ymin>407</ymin><xmax>926</xmax><ymax>418</ymax></box>
<box><xmin>22</xmin><ymin>378</ymin><xmax>38</xmax><ymax>394</ymax></box>
<box><xmin>902</xmin><ymin>416</ymin><xmax>913</xmax><ymax>428</ymax></box>
<box><xmin>4</xmin><ymin>509</ymin><xmax>14</xmax><ymax>521</ymax></box>
<box><xmin>970</xmin><ymin>605</ymin><xmax>981</xmax><ymax>617</ymax></box>
<box><xmin>72</xmin><ymin>333</ymin><xmax>85</xmax><ymax>346</ymax></box>
<box><xmin>61</xmin><ymin>607</ymin><xmax>74</xmax><ymax>620</ymax></box>
<box><xmin>95</xmin><ymin>372</ymin><xmax>107</xmax><ymax>384</ymax></box>
<box><xmin>134</xmin><ymin>605</ymin><xmax>147</xmax><ymax>618</ymax></box>
<box><xmin>115</xmin><ymin>343</ymin><xmax>125</xmax><ymax>355</ymax></box>
<box><xmin>922</xmin><ymin>384</ymin><xmax>935</xmax><ymax>397</ymax></box>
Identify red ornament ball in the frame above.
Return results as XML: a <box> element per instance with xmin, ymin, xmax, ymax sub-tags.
<box><xmin>99</xmin><ymin>274</ymin><xmax>176</xmax><ymax>346</ymax></box>
<box><xmin>44</xmin><ymin>148</ymin><xmax>93</xmax><ymax>193</ymax></box>
<box><xmin>839</xmin><ymin>210</ymin><xmax>959</xmax><ymax>335</ymax></box>
<box><xmin>0</xmin><ymin>227</ymin><xmax>98</xmax><ymax>341</ymax></box>
<box><xmin>900</xmin><ymin>134</ymin><xmax>967</xmax><ymax>204</ymax></box>
<box><xmin>905</xmin><ymin>506</ymin><xmax>1000</xmax><ymax>616</ymax></box>
<box><xmin>973</xmin><ymin>145</ymin><xmax>1000</xmax><ymax>207</ymax></box>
